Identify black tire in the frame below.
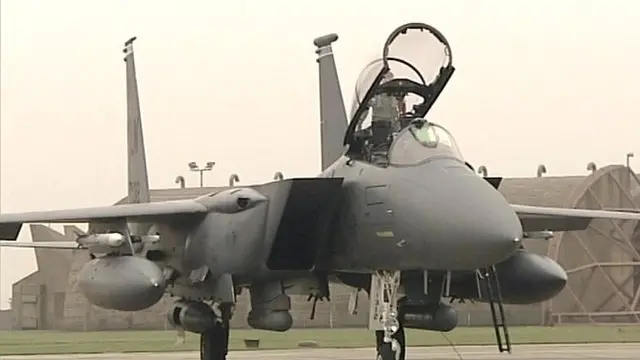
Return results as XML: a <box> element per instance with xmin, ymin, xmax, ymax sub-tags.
<box><xmin>375</xmin><ymin>325</ymin><xmax>406</xmax><ymax>360</ymax></box>
<box><xmin>200</xmin><ymin>324</ymin><xmax>229</xmax><ymax>360</ymax></box>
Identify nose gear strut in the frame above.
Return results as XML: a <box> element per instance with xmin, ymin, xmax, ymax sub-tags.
<box><xmin>370</xmin><ymin>270</ymin><xmax>406</xmax><ymax>360</ymax></box>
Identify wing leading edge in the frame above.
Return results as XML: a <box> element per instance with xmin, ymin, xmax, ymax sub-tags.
<box><xmin>0</xmin><ymin>241</ymin><xmax>80</xmax><ymax>249</ymax></box>
<box><xmin>0</xmin><ymin>200</ymin><xmax>208</xmax><ymax>241</ymax></box>
<box><xmin>511</xmin><ymin>204</ymin><xmax>640</xmax><ymax>232</ymax></box>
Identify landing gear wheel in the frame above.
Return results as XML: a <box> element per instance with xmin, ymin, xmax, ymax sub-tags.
<box><xmin>200</xmin><ymin>324</ymin><xmax>229</xmax><ymax>360</ymax></box>
<box><xmin>375</xmin><ymin>325</ymin><xmax>406</xmax><ymax>360</ymax></box>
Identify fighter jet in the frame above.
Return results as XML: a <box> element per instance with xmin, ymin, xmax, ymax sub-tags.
<box><xmin>1</xmin><ymin>23</ymin><xmax>639</xmax><ymax>360</ymax></box>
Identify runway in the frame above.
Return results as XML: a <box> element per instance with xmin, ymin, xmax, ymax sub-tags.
<box><xmin>3</xmin><ymin>343</ymin><xmax>639</xmax><ymax>359</ymax></box>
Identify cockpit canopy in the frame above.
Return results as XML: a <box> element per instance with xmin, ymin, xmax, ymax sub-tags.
<box><xmin>343</xmin><ymin>22</ymin><xmax>457</xmax><ymax>165</ymax></box>
<box><xmin>349</xmin><ymin>24</ymin><xmax>453</xmax><ymax>121</ymax></box>
<box><xmin>389</xmin><ymin>119</ymin><xmax>463</xmax><ymax>166</ymax></box>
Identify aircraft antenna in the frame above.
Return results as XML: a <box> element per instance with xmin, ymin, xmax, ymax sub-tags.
<box><xmin>123</xmin><ymin>36</ymin><xmax>137</xmax><ymax>59</ymax></box>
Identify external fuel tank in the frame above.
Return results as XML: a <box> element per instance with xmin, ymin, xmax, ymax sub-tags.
<box><xmin>449</xmin><ymin>250</ymin><xmax>568</xmax><ymax>304</ymax></box>
<box><xmin>77</xmin><ymin>256</ymin><xmax>166</xmax><ymax>311</ymax></box>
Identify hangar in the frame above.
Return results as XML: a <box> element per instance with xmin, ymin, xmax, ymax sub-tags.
<box><xmin>9</xmin><ymin>165</ymin><xmax>640</xmax><ymax>330</ymax></box>
<box><xmin>11</xmin><ymin>225</ymin><xmax>77</xmax><ymax>329</ymax></box>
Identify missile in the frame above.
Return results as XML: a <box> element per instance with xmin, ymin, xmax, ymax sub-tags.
<box><xmin>523</xmin><ymin>230</ymin><xmax>554</xmax><ymax>240</ymax></box>
<box><xmin>76</xmin><ymin>232</ymin><xmax>126</xmax><ymax>249</ymax></box>
<box><xmin>133</xmin><ymin>234</ymin><xmax>160</xmax><ymax>244</ymax></box>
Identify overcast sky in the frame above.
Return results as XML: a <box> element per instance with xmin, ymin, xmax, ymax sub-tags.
<box><xmin>1</xmin><ymin>0</ymin><xmax>639</xmax><ymax>309</ymax></box>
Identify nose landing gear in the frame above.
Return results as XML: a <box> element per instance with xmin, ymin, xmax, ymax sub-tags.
<box><xmin>376</xmin><ymin>326</ymin><xmax>406</xmax><ymax>360</ymax></box>
<box><xmin>370</xmin><ymin>270</ymin><xmax>406</xmax><ymax>360</ymax></box>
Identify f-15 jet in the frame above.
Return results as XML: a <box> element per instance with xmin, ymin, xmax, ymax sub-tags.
<box><xmin>1</xmin><ymin>23</ymin><xmax>639</xmax><ymax>360</ymax></box>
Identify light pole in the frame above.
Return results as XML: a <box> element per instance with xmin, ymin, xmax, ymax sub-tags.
<box><xmin>175</xmin><ymin>176</ymin><xmax>186</xmax><ymax>188</ymax></box>
<box><xmin>626</xmin><ymin>152</ymin><xmax>634</xmax><ymax>168</ymax></box>
<box><xmin>228</xmin><ymin>173</ymin><xmax>240</xmax><ymax>187</ymax></box>
<box><xmin>587</xmin><ymin>162</ymin><xmax>597</xmax><ymax>174</ymax></box>
<box><xmin>537</xmin><ymin>164</ymin><xmax>547</xmax><ymax>178</ymax></box>
<box><xmin>188</xmin><ymin>161</ymin><xmax>215</xmax><ymax>188</ymax></box>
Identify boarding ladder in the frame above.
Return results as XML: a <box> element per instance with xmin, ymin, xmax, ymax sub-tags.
<box><xmin>482</xmin><ymin>265</ymin><xmax>512</xmax><ymax>353</ymax></box>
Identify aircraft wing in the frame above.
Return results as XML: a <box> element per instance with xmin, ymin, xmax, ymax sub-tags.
<box><xmin>0</xmin><ymin>241</ymin><xmax>80</xmax><ymax>249</ymax></box>
<box><xmin>603</xmin><ymin>207</ymin><xmax>640</xmax><ymax>214</ymax></box>
<box><xmin>511</xmin><ymin>204</ymin><xmax>640</xmax><ymax>232</ymax></box>
<box><xmin>0</xmin><ymin>199</ymin><xmax>208</xmax><ymax>240</ymax></box>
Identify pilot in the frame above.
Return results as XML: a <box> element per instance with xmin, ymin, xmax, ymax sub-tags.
<box><xmin>370</xmin><ymin>71</ymin><xmax>398</xmax><ymax>143</ymax></box>
<box><xmin>394</xmin><ymin>93</ymin><xmax>412</xmax><ymax>130</ymax></box>
<box><xmin>356</xmin><ymin>70</ymin><xmax>413</xmax><ymax>164</ymax></box>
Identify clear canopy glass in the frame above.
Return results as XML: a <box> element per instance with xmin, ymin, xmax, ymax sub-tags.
<box><xmin>348</xmin><ymin>24</ymin><xmax>452</xmax><ymax>122</ymax></box>
<box><xmin>388</xmin><ymin>120</ymin><xmax>463</xmax><ymax>166</ymax></box>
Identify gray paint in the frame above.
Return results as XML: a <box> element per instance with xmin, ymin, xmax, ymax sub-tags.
<box><xmin>323</xmin><ymin>155</ymin><xmax>522</xmax><ymax>271</ymax></box>
<box><xmin>314</xmin><ymin>33</ymin><xmax>348</xmax><ymax>171</ymax></box>
<box><xmin>77</xmin><ymin>256</ymin><xmax>165</xmax><ymax>311</ymax></box>
<box><xmin>449</xmin><ymin>250</ymin><xmax>568</xmax><ymax>305</ymax></box>
<box><xmin>123</xmin><ymin>37</ymin><xmax>150</xmax><ymax>206</ymax></box>
<box><xmin>183</xmin><ymin>189</ymin><xmax>269</xmax><ymax>279</ymax></box>
<box><xmin>0</xmin><ymin>23</ymin><xmax>639</xmax><ymax>352</ymax></box>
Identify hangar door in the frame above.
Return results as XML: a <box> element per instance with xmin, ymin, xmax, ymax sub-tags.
<box><xmin>547</xmin><ymin>165</ymin><xmax>640</xmax><ymax>324</ymax></box>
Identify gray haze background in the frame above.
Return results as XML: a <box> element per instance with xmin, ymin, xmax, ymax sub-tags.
<box><xmin>0</xmin><ymin>0</ymin><xmax>638</xmax><ymax>309</ymax></box>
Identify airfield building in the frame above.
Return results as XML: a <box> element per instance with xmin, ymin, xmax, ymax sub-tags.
<box><xmin>10</xmin><ymin>225</ymin><xmax>76</xmax><ymax>330</ymax></box>
<box><xmin>9</xmin><ymin>165</ymin><xmax>640</xmax><ymax>330</ymax></box>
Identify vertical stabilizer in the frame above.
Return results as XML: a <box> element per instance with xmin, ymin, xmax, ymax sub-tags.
<box><xmin>123</xmin><ymin>37</ymin><xmax>151</xmax><ymax>205</ymax></box>
<box><xmin>313</xmin><ymin>34</ymin><xmax>348</xmax><ymax>171</ymax></box>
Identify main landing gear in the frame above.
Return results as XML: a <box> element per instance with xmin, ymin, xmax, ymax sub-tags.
<box><xmin>200</xmin><ymin>303</ymin><xmax>233</xmax><ymax>360</ymax></box>
<box><xmin>370</xmin><ymin>270</ymin><xmax>406</xmax><ymax>360</ymax></box>
<box><xmin>200</xmin><ymin>324</ymin><xmax>229</xmax><ymax>360</ymax></box>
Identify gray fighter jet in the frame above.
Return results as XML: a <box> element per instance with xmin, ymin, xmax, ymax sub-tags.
<box><xmin>1</xmin><ymin>23</ymin><xmax>639</xmax><ymax>360</ymax></box>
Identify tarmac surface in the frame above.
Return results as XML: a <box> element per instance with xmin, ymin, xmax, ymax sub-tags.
<box><xmin>3</xmin><ymin>343</ymin><xmax>639</xmax><ymax>360</ymax></box>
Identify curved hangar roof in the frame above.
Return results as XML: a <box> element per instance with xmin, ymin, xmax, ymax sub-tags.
<box><xmin>499</xmin><ymin>175</ymin><xmax>586</xmax><ymax>207</ymax></box>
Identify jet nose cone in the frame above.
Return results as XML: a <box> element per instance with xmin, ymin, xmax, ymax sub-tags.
<box><xmin>394</xmin><ymin>163</ymin><xmax>522</xmax><ymax>270</ymax></box>
<box><xmin>454</xmin><ymin>175</ymin><xmax>524</xmax><ymax>266</ymax></box>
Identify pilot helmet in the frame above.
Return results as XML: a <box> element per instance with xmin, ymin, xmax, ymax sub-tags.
<box><xmin>381</xmin><ymin>70</ymin><xmax>394</xmax><ymax>84</ymax></box>
<box><xmin>410</xmin><ymin>117</ymin><xmax>428</xmax><ymax>127</ymax></box>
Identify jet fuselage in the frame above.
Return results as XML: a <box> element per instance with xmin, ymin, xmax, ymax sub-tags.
<box><xmin>323</xmin><ymin>155</ymin><xmax>523</xmax><ymax>272</ymax></box>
